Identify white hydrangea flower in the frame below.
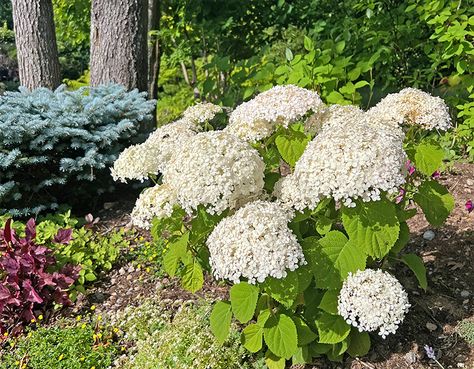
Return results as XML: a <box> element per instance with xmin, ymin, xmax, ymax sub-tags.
<box><xmin>130</xmin><ymin>184</ymin><xmax>177</xmax><ymax>229</ymax></box>
<box><xmin>206</xmin><ymin>200</ymin><xmax>306</xmax><ymax>284</ymax></box>
<box><xmin>225</xmin><ymin>85</ymin><xmax>323</xmax><ymax>142</ymax></box>
<box><xmin>367</xmin><ymin>87</ymin><xmax>451</xmax><ymax>131</ymax></box>
<box><xmin>338</xmin><ymin>269</ymin><xmax>411</xmax><ymax>339</ymax></box>
<box><xmin>276</xmin><ymin>113</ymin><xmax>406</xmax><ymax>210</ymax></box>
<box><xmin>304</xmin><ymin>104</ymin><xmax>363</xmax><ymax>135</ymax></box>
<box><xmin>111</xmin><ymin>143</ymin><xmax>158</xmax><ymax>183</ymax></box>
<box><xmin>111</xmin><ymin>119</ymin><xmax>198</xmax><ymax>182</ymax></box>
<box><xmin>182</xmin><ymin>102</ymin><xmax>223</xmax><ymax>124</ymax></box>
<box><xmin>163</xmin><ymin>131</ymin><xmax>265</xmax><ymax>214</ymax></box>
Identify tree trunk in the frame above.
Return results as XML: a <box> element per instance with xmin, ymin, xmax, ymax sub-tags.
<box><xmin>11</xmin><ymin>0</ymin><xmax>61</xmax><ymax>90</ymax></box>
<box><xmin>89</xmin><ymin>0</ymin><xmax>148</xmax><ymax>91</ymax></box>
<box><xmin>148</xmin><ymin>0</ymin><xmax>161</xmax><ymax>100</ymax></box>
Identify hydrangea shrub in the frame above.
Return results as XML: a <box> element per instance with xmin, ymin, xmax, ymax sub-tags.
<box><xmin>113</xmin><ymin>86</ymin><xmax>455</xmax><ymax>365</ymax></box>
<box><xmin>0</xmin><ymin>84</ymin><xmax>155</xmax><ymax>216</ymax></box>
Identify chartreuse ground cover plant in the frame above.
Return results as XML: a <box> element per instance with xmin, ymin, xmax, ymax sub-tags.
<box><xmin>0</xmin><ymin>315</ymin><xmax>119</xmax><ymax>369</ymax></box>
<box><xmin>113</xmin><ymin>84</ymin><xmax>455</xmax><ymax>366</ymax></box>
<box><xmin>111</xmin><ymin>298</ymin><xmax>265</xmax><ymax>369</ymax></box>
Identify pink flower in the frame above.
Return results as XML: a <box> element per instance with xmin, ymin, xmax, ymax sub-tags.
<box><xmin>406</xmin><ymin>160</ymin><xmax>415</xmax><ymax>176</ymax></box>
<box><xmin>431</xmin><ymin>171</ymin><xmax>440</xmax><ymax>179</ymax></box>
<box><xmin>466</xmin><ymin>200</ymin><xmax>473</xmax><ymax>213</ymax></box>
<box><xmin>395</xmin><ymin>188</ymin><xmax>406</xmax><ymax>204</ymax></box>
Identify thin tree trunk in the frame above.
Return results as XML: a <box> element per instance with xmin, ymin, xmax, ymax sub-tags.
<box><xmin>11</xmin><ymin>0</ymin><xmax>61</xmax><ymax>90</ymax></box>
<box><xmin>89</xmin><ymin>0</ymin><xmax>148</xmax><ymax>91</ymax></box>
<box><xmin>148</xmin><ymin>0</ymin><xmax>161</xmax><ymax>101</ymax></box>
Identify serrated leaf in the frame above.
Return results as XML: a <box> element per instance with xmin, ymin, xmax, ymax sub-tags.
<box><xmin>230</xmin><ymin>282</ymin><xmax>259</xmax><ymax>323</ymax></box>
<box><xmin>413</xmin><ymin>181</ymin><xmax>454</xmax><ymax>226</ymax></box>
<box><xmin>295</xmin><ymin>264</ymin><xmax>313</xmax><ymax>293</ymax></box>
<box><xmin>347</xmin><ymin>329</ymin><xmax>371</xmax><ymax>357</ymax></box>
<box><xmin>265</xmin><ymin>351</ymin><xmax>286</xmax><ymax>369</ymax></box>
<box><xmin>391</xmin><ymin>222</ymin><xmax>410</xmax><ymax>254</ymax></box>
<box><xmin>414</xmin><ymin>143</ymin><xmax>444</xmax><ymax>176</ymax></box>
<box><xmin>342</xmin><ymin>198</ymin><xmax>400</xmax><ymax>259</ymax></box>
<box><xmin>292</xmin><ymin>316</ymin><xmax>317</xmax><ymax>346</ymax></box>
<box><xmin>303</xmin><ymin>231</ymin><xmax>366</xmax><ymax>289</ymax></box>
<box><xmin>275</xmin><ymin>133</ymin><xmax>310</xmax><ymax>167</ymax></box>
<box><xmin>264</xmin><ymin>270</ymin><xmax>299</xmax><ymax>308</ymax></box>
<box><xmin>315</xmin><ymin>216</ymin><xmax>333</xmax><ymax>235</ymax></box>
<box><xmin>319</xmin><ymin>290</ymin><xmax>339</xmax><ymax>315</ymax></box>
<box><xmin>292</xmin><ymin>345</ymin><xmax>312</xmax><ymax>365</ymax></box>
<box><xmin>181</xmin><ymin>260</ymin><xmax>203</xmax><ymax>293</ymax></box>
<box><xmin>241</xmin><ymin>324</ymin><xmax>263</xmax><ymax>352</ymax></box>
<box><xmin>264</xmin><ymin>314</ymin><xmax>298</xmax><ymax>359</ymax></box>
<box><xmin>401</xmin><ymin>253</ymin><xmax>428</xmax><ymax>291</ymax></box>
<box><xmin>315</xmin><ymin>313</ymin><xmax>351</xmax><ymax>344</ymax></box>
<box><xmin>163</xmin><ymin>232</ymin><xmax>189</xmax><ymax>277</ymax></box>
<box><xmin>210</xmin><ymin>301</ymin><xmax>232</xmax><ymax>344</ymax></box>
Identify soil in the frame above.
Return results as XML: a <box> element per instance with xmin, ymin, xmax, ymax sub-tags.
<box><xmin>75</xmin><ymin>163</ymin><xmax>474</xmax><ymax>369</ymax></box>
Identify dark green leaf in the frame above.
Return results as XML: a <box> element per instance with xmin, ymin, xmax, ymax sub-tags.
<box><xmin>401</xmin><ymin>253</ymin><xmax>428</xmax><ymax>290</ymax></box>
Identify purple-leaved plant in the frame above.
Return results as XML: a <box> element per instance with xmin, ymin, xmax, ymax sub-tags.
<box><xmin>0</xmin><ymin>219</ymin><xmax>79</xmax><ymax>336</ymax></box>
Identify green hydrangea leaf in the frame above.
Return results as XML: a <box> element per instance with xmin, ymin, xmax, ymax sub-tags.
<box><xmin>315</xmin><ymin>312</ymin><xmax>351</xmax><ymax>344</ymax></box>
<box><xmin>413</xmin><ymin>181</ymin><xmax>454</xmax><ymax>227</ymax></box>
<box><xmin>401</xmin><ymin>253</ymin><xmax>428</xmax><ymax>291</ymax></box>
<box><xmin>241</xmin><ymin>324</ymin><xmax>263</xmax><ymax>352</ymax></box>
<box><xmin>230</xmin><ymin>282</ymin><xmax>259</xmax><ymax>324</ymax></box>
<box><xmin>181</xmin><ymin>260</ymin><xmax>203</xmax><ymax>293</ymax></box>
<box><xmin>347</xmin><ymin>329</ymin><xmax>371</xmax><ymax>357</ymax></box>
<box><xmin>210</xmin><ymin>301</ymin><xmax>232</xmax><ymax>344</ymax></box>
<box><xmin>264</xmin><ymin>313</ymin><xmax>298</xmax><ymax>359</ymax></box>
<box><xmin>342</xmin><ymin>198</ymin><xmax>400</xmax><ymax>259</ymax></box>
<box><xmin>414</xmin><ymin>143</ymin><xmax>444</xmax><ymax>176</ymax></box>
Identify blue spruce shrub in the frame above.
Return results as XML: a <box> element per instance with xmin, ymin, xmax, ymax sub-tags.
<box><xmin>0</xmin><ymin>84</ymin><xmax>156</xmax><ymax>216</ymax></box>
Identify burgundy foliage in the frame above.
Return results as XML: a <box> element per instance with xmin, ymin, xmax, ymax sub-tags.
<box><xmin>0</xmin><ymin>219</ymin><xmax>79</xmax><ymax>335</ymax></box>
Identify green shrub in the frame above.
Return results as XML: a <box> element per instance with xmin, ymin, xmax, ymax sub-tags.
<box><xmin>116</xmin><ymin>85</ymin><xmax>455</xmax><ymax>365</ymax></box>
<box><xmin>113</xmin><ymin>299</ymin><xmax>265</xmax><ymax>369</ymax></box>
<box><xmin>0</xmin><ymin>320</ymin><xmax>118</xmax><ymax>369</ymax></box>
<box><xmin>0</xmin><ymin>84</ymin><xmax>155</xmax><ymax>216</ymax></box>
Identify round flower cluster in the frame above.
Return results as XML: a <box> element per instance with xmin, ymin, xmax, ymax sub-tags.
<box><xmin>206</xmin><ymin>200</ymin><xmax>305</xmax><ymax>284</ymax></box>
<box><xmin>276</xmin><ymin>113</ymin><xmax>406</xmax><ymax>209</ymax></box>
<box><xmin>304</xmin><ymin>104</ymin><xmax>364</xmax><ymax>135</ymax></box>
<box><xmin>367</xmin><ymin>87</ymin><xmax>451</xmax><ymax>131</ymax></box>
<box><xmin>338</xmin><ymin>269</ymin><xmax>411</xmax><ymax>339</ymax></box>
<box><xmin>111</xmin><ymin>143</ymin><xmax>158</xmax><ymax>183</ymax></box>
<box><xmin>182</xmin><ymin>102</ymin><xmax>223</xmax><ymax>125</ymax></box>
<box><xmin>130</xmin><ymin>184</ymin><xmax>177</xmax><ymax>229</ymax></box>
<box><xmin>225</xmin><ymin>85</ymin><xmax>323</xmax><ymax>142</ymax></box>
<box><xmin>111</xmin><ymin>119</ymin><xmax>198</xmax><ymax>182</ymax></box>
<box><xmin>163</xmin><ymin>131</ymin><xmax>265</xmax><ymax>214</ymax></box>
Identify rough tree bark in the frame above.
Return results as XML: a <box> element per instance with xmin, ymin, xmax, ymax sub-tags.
<box><xmin>89</xmin><ymin>0</ymin><xmax>148</xmax><ymax>91</ymax></box>
<box><xmin>11</xmin><ymin>0</ymin><xmax>61</xmax><ymax>90</ymax></box>
<box><xmin>148</xmin><ymin>0</ymin><xmax>161</xmax><ymax>100</ymax></box>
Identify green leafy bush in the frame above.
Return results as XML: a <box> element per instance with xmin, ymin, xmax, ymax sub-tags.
<box><xmin>113</xmin><ymin>299</ymin><xmax>265</xmax><ymax>369</ymax></box>
<box><xmin>0</xmin><ymin>84</ymin><xmax>155</xmax><ymax>216</ymax></box>
<box><xmin>115</xmin><ymin>85</ymin><xmax>455</xmax><ymax>365</ymax></box>
<box><xmin>0</xmin><ymin>319</ymin><xmax>118</xmax><ymax>369</ymax></box>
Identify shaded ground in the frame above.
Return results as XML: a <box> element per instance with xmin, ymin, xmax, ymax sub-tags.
<box><xmin>77</xmin><ymin>163</ymin><xmax>474</xmax><ymax>369</ymax></box>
